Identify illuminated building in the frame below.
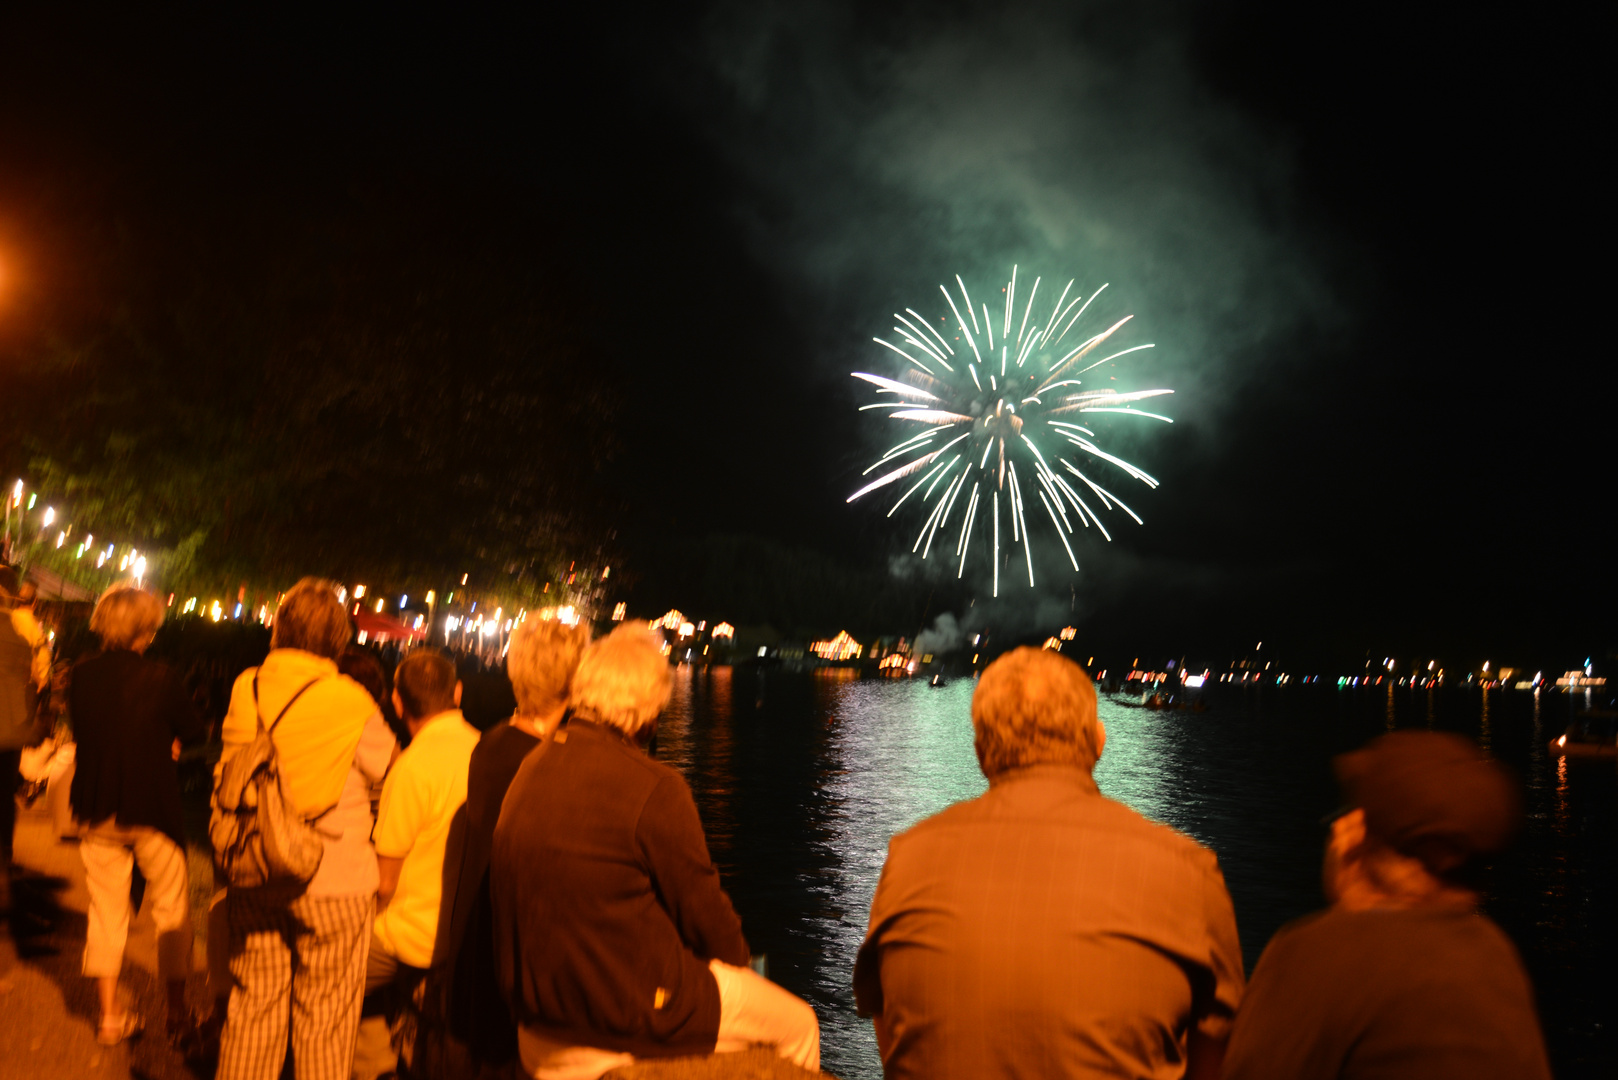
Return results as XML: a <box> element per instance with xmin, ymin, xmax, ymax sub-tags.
<box><xmin>810</xmin><ymin>630</ymin><xmax>863</xmax><ymax>662</ymax></box>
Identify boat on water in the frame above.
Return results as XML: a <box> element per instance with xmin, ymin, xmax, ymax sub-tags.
<box><xmin>930</xmin><ymin>673</ymin><xmax>947</xmax><ymax>687</ymax></box>
<box><xmin>1549</xmin><ymin>710</ymin><xmax>1618</xmax><ymax>760</ymax></box>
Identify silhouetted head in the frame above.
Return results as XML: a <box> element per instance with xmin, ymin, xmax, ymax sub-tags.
<box><xmin>508</xmin><ymin>619</ymin><xmax>591</xmax><ymax>719</ymax></box>
<box><xmin>91</xmin><ymin>584</ymin><xmax>165</xmax><ymax>653</ymax></box>
<box><xmin>1324</xmin><ymin>730</ymin><xmax>1520</xmax><ymax>907</ymax></box>
<box><xmin>972</xmin><ymin>646</ymin><xmax>1104</xmax><ymax>781</ymax></box>
<box><xmin>393</xmin><ymin>647</ymin><xmax>461</xmax><ymax>725</ymax></box>
<box><xmin>271</xmin><ymin>578</ymin><xmax>351</xmax><ymax>660</ymax></box>
<box><xmin>569</xmin><ymin>624</ymin><xmax>672</xmax><ymax>740</ymax></box>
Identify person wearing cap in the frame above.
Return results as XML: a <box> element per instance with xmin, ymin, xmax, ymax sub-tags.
<box><xmin>854</xmin><ymin>647</ymin><xmax>1244</xmax><ymax>1079</ymax></box>
<box><xmin>1222</xmin><ymin>730</ymin><xmax>1551</xmax><ymax>1080</ymax></box>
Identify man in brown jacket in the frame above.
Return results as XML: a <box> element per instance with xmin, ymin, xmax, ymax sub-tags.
<box><xmin>855</xmin><ymin>647</ymin><xmax>1243</xmax><ymax>1079</ymax></box>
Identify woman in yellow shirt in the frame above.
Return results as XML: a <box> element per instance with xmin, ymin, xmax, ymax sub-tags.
<box><xmin>215</xmin><ymin>578</ymin><xmax>397</xmax><ymax>1080</ymax></box>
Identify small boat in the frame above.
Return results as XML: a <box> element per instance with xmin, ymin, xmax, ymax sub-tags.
<box><xmin>1549</xmin><ymin>710</ymin><xmax>1618</xmax><ymax>760</ymax></box>
<box><xmin>930</xmin><ymin>674</ymin><xmax>947</xmax><ymax>687</ymax></box>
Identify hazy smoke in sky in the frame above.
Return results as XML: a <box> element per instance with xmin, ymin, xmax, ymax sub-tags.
<box><xmin>913</xmin><ymin>612</ymin><xmax>964</xmax><ymax>656</ymax></box>
<box><xmin>697</xmin><ymin>0</ymin><xmax>1333</xmax><ymax>625</ymax></box>
<box><xmin>702</xmin><ymin>0</ymin><xmax>1329</xmax><ymax>418</ymax></box>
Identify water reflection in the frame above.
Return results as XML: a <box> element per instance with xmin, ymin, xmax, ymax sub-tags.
<box><xmin>653</xmin><ymin>669</ymin><xmax>1613</xmax><ymax>1080</ymax></box>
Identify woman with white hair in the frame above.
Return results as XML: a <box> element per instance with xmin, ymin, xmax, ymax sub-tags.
<box><xmin>489</xmin><ymin>623</ymin><xmax>820</xmax><ymax>1079</ymax></box>
<box><xmin>68</xmin><ymin>584</ymin><xmax>207</xmax><ymax>1045</ymax></box>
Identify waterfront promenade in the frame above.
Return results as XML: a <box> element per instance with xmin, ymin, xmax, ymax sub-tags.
<box><xmin>0</xmin><ymin>797</ymin><xmax>213</xmax><ymax>1080</ymax></box>
<box><xmin>0</xmin><ymin>795</ymin><xmax>834</xmax><ymax>1080</ymax></box>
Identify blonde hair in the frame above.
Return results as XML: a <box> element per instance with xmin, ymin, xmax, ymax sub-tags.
<box><xmin>91</xmin><ymin>585</ymin><xmax>166</xmax><ymax>651</ymax></box>
<box><xmin>569</xmin><ymin>624</ymin><xmax>671</xmax><ymax>737</ymax></box>
<box><xmin>271</xmin><ymin>577</ymin><xmax>352</xmax><ymax>660</ymax></box>
<box><xmin>507</xmin><ymin>619</ymin><xmax>590</xmax><ymax>716</ymax></box>
<box><xmin>972</xmin><ymin>647</ymin><xmax>1101</xmax><ymax>778</ymax></box>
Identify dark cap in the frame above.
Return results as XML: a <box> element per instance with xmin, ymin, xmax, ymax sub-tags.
<box><xmin>1333</xmin><ymin>730</ymin><xmax>1521</xmax><ymax>875</ymax></box>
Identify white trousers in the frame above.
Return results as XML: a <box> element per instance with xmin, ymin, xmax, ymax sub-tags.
<box><xmin>80</xmin><ymin>820</ymin><xmax>193</xmax><ymax>982</ymax></box>
<box><xmin>518</xmin><ymin>959</ymin><xmax>821</xmax><ymax>1079</ymax></box>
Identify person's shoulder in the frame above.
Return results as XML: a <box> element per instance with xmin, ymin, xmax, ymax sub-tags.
<box><xmin>475</xmin><ymin>719</ymin><xmax>536</xmax><ymax>758</ymax></box>
<box><xmin>316</xmin><ymin>672</ymin><xmax>381</xmax><ymax>716</ymax></box>
<box><xmin>1257</xmin><ymin>909</ymin><xmax>1338</xmax><ymax>959</ymax></box>
<box><xmin>71</xmin><ymin>649</ymin><xmax>111</xmax><ymax>675</ymax></box>
<box><xmin>887</xmin><ymin>790</ymin><xmax>995</xmax><ymax>854</ymax></box>
<box><xmin>228</xmin><ymin>666</ymin><xmax>258</xmax><ymax>700</ymax></box>
<box><xmin>137</xmin><ymin>653</ymin><xmax>185</xmax><ymax>682</ymax></box>
<box><xmin>1085</xmin><ymin>792</ymin><xmax>1228</xmax><ymax>873</ymax></box>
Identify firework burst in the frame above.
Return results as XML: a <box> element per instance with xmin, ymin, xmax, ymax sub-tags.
<box><xmin>847</xmin><ymin>266</ymin><xmax>1173</xmax><ymax>595</ymax></box>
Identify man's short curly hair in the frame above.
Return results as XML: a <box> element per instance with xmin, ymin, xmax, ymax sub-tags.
<box><xmin>271</xmin><ymin>577</ymin><xmax>352</xmax><ymax>660</ymax></box>
<box><xmin>507</xmin><ymin>619</ymin><xmax>590</xmax><ymax>716</ymax></box>
<box><xmin>569</xmin><ymin>624</ymin><xmax>671</xmax><ymax>737</ymax></box>
<box><xmin>90</xmin><ymin>585</ymin><xmax>166</xmax><ymax>651</ymax></box>
<box><xmin>972</xmin><ymin>647</ymin><xmax>1101</xmax><ymax>778</ymax></box>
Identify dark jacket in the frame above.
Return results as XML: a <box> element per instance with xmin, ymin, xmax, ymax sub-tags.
<box><xmin>490</xmin><ymin>717</ymin><xmax>749</xmax><ymax>1058</ymax></box>
<box><xmin>428</xmin><ymin>719</ymin><xmax>544</xmax><ymax>1070</ymax></box>
<box><xmin>69</xmin><ymin>649</ymin><xmax>206</xmax><ymax>849</ymax></box>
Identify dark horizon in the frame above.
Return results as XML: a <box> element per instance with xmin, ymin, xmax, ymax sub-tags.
<box><xmin>1</xmin><ymin>3</ymin><xmax>1608</xmax><ymax>672</ymax></box>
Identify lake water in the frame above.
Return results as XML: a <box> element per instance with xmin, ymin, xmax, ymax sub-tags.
<box><xmin>653</xmin><ymin>666</ymin><xmax>1616</xmax><ymax>1080</ymax></box>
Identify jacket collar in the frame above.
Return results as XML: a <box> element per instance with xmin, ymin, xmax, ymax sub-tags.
<box><xmin>986</xmin><ymin>762</ymin><xmax>1100</xmax><ymax>795</ymax></box>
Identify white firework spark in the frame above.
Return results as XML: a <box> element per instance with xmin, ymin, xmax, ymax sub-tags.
<box><xmin>847</xmin><ymin>266</ymin><xmax>1173</xmax><ymax>595</ymax></box>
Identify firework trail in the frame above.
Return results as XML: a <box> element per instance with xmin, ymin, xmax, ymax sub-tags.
<box><xmin>847</xmin><ymin>267</ymin><xmax>1173</xmax><ymax>596</ymax></box>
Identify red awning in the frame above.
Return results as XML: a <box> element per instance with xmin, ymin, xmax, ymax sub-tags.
<box><xmin>352</xmin><ymin>609</ymin><xmax>426</xmax><ymax>644</ymax></box>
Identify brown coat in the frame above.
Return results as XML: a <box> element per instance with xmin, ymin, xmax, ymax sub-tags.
<box><xmin>855</xmin><ymin>763</ymin><xmax>1245</xmax><ymax>1080</ymax></box>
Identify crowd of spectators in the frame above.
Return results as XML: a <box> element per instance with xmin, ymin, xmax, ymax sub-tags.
<box><xmin>0</xmin><ymin>572</ymin><xmax>1555</xmax><ymax>1079</ymax></box>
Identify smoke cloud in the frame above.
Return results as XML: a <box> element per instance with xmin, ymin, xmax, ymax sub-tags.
<box><xmin>691</xmin><ymin>0</ymin><xmax>1336</xmax><ymax>625</ymax></box>
<box><xmin>913</xmin><ymin>612</ymin><xmax>964</xmax><ymax>657</ymax></box>
<box><xmin>701</xmin><ymin>0</ymin><xmax>1330</xmax><ymax>417</ymax></box>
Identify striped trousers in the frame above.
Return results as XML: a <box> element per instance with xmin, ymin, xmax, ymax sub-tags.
<box><xmin>218</xmin><ymin>888</ymin><xmax>374</xmax><ymax>1080</ymax></box>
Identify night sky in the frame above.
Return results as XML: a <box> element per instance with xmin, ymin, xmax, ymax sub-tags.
<box><xmin>0</xmin><ymin>3</ymin><xmax>1607</xmax><ymax>670</ymax></box>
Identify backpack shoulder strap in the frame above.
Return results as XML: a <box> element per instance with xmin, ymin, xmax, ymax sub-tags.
<box><xmin>251</xmin><ymin>672</ymin><xmax>265</xmax><ymax>735</ymax></box>
<box><xmin>265</xmin><ymin>678</ymin><xmax>323</xmax><ymax>736</ymax></box>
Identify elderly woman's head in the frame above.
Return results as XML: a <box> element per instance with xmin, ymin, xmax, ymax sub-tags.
<box><xmin>507</xmin><ymin>619</ymin><xmax>591</xmax><ymax>718</ymax></box>
<box><xmin>972</xmin><ymin>647</ymin><xmax>1105</xmax><ymax>780</ymax></box>
<box><xmin>90</xmin><ymin>585</ymin><xmax>166</xmax><ymax>652</ymax></box>
<box><xmin>569</xmin><ymin>624</ymin><xmax>671</xmax><ymax>739</ymax></box>
<box><xmin>270</xmin><ymin>577</ymin><xmax>352</xmax><ymax>660</ymax></box>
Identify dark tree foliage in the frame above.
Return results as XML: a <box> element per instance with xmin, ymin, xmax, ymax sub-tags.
<box><xmin>1</xmin><ymin>183</ymin><xmax>621</xmax><ymax>600</ymax></box>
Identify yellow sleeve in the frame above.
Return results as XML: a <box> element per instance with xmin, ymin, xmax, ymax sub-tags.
<box><xmin>219</xmin><ymin>668</ymin><xmax>260</xmax><ymax>761</ymax></box>
<box><xmin>11</xmin><ymin>611</ymin><xmax>49</xmax><ymax>689</ymax></box>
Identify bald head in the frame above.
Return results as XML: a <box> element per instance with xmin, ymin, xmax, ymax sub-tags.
<box><xmin>972</xmin><ymin>647</ymin><xmax>1104</xmax><ymax>780</ymax></box>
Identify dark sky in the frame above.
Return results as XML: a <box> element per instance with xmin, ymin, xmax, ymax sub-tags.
<box><xmin>0</xmin><ymin>2</ymin><xmax>1607</xmax><ymax>670</ymax></box>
